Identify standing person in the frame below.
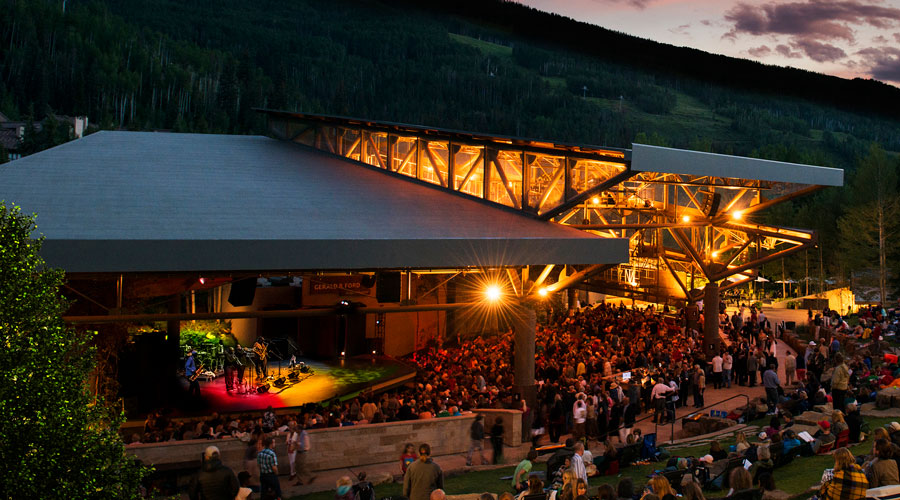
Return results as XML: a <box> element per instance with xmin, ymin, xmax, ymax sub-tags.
<box><xmin>585</xmin><ymin>397</ymin><xmax>598</xmax><ymax>442</ymax></box>
<box><xmin>712</xmin><ymin>352</ymin><xmax>724</xmax><ymax>389</ymax></box>
<box><xmin>795</xmin><ymin>346</ymin><xmax>807</xmax><ymax>383</ymax></box>
<box><xmin>466</xmin><ymin>415</ymin><xmax>486</xmax><ymax>466</ymax></box>
<box><xmin>651</xmin><ymin>379</ymin><xmax>671</xmax><ymax>424</ymax></box>
<box><xmin>188</xmin><ymin>446</ymin><xmax>239</xmax><ymax>500</ymax></box>
<box><xmin>571</xmin><ymin>442</ymin><xmax>589</xmax><ymax>484</ymax></box>
<box><xmin>722</xmin><ymin>350</ymin><xmax>733</xmax><ymax>389</ymax></box>
<box><xmin>732</xmin><ymin>312</ymin><xmax>743</xmax><ymax>336</ymax></box>
<box><xmin>490</xmin><ymin>417</ymin><xmax>505</xmax><ymax>464</ymax></box>
<box><xmin>253</xmin><ymin>337</ymin><xmax>269</xmax><ymax>380</ymax></box>
<box><xmin>287</xmin><ymin>421</ymin><xmax>300</xmax><ymax>482</ymax></box>
<box><xmin>573</xmin><ymin>399</ymin><xmax>587</xmax><ymax>443</ymax></box>
<box><xmin>292</xmin><ymin>419</ymin><xmax>316</xmax><ymax>486</ymax></box>
<box><xmin>257</xmin><ymin>436</ymin><xmax>282</xmax><ymax>500</ymax></box>
<box><xmin>831</xmin><ymin>353</ymin><xmax>850</xmax><ymax>410</ymax></box>
<box><xmin>763</xmin><ymin>364</ymin><xmax>780</xmax><ymax>415</ymax></box>
<box><xmin>693</xmin><ymin>365</ymin><xmax>705</xmax><ymax>408</ymax></box>
<box><xmin>235</xmin><ymin>343</ymin><xmax>250</xmax><ymax>392</ymax></box>
<box><xmin>784</xmin><ymin>351</ymin><xmax>796</xmax><ymax>387</ymax></box>
<box><xmin>549</xmin><ymin>394</ymin><xmax>564</xmax><ymax>443</ymax></box>
<box><xmin>224</xmin><ymin>347</ymin><xmax>239</xmax><ymax>393</ymax></box>
<box><xmin>403</xmin><ymin>443</ymin><xmax>444</xmax><ymax>500</ymax></box>
<box><xmin>747</xmin><ymin>349</ymin><xmax>758</xmax><ymax>387</ymax></box>
<box><xmin>185</xmin><ymin>350</ymin><xmax>202</xmax><ymax>398</ymax></box>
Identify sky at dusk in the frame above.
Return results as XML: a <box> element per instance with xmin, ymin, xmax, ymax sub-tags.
<box><xmin>517</xmin><ymin>0</ymin><xmax>900</xmax><ymax>87</ymax></box>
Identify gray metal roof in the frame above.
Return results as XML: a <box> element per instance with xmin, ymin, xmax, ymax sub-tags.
<box><xmin>0</xmin><ymin>131</ymin><xmax>628</xmax><ymax>273</ymax></box>
<box><xmin>631</xmin><ymin>143</ymin><xmax>844</xmax><ymax>186</ymax></box>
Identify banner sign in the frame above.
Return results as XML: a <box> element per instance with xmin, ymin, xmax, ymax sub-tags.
<box><xmin>309</xmin><ymin>275</ymin><xmax>371</xmax><ymax>294</ymax></box>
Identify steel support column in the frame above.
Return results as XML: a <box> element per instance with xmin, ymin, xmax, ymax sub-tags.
<box><xmin>513</xmin><ymin>306</ymin><xmax>537</xmax><ymax>441</ymax></box>
<box><xmin>703</xmin><ymin>282</ymin><xmax>720</xmax><ymax>357</ymax></box>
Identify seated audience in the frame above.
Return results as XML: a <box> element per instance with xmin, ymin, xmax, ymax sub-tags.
<box><xmin>819</xmin><ymin>448</ymin><xmax>868</xmax><ymax>500</ymax></box>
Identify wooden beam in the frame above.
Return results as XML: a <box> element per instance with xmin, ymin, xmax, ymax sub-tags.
<box><xmin>64</xmin><ymin>302</ymin><xmax>477</xmax><ymax>324</ymax></box>
<box><xmin>710</xmin><ymin>241</ymin><xmax>814</xmax><ymax>282</ymax></box>
<box><xmin>367</xmin><ymin>134</ymin><xmax>387</xmax><ymax>169</ymax></box>
<box><xmin>423</xmin><ymin>143</ymin><xmax>447</xmax><ymax>187</ymax></box>
<box><xmin>668</xmin><ymin>227</ymin><xmax>712</xmax><ymax>278</ymax></box>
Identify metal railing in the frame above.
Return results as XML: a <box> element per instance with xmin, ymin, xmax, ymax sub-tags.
<box><xmin>656</xmin><ymin>393</ymin><xmax>752</xmax><ymax>443</ymax></box>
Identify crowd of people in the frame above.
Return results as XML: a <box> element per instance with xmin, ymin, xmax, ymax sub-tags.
<box><xmin>163</xmin><ymin>299</ymin><xmax>900</xmax><ymax>500</ymax></box>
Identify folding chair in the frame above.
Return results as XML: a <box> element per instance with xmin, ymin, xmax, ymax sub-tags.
<box><xmin>836</xmin><ymin>429</ymin><xmax>850</xmax><ymax>449</ymax></box>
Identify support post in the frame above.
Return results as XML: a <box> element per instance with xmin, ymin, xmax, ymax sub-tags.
<box><xmin>703</xmin><ymin>282</ymin><xmax>720</xmax><ymax>357</ymax></box>
<box><xmin>513</xmin><ymin>306</ymin><xmax>537</xmax><ymax>442</ymax></box>
<box><xmin>167</xmin><ymin>294</ymin><xmax>181</xmax><ymax>376</ymax></box>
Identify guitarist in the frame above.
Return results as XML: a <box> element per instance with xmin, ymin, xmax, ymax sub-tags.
<box><xmin>253</xmin><ymin>337</ymin><xmax>269</xmax><ymax>381</ymax></box>
<box><xmin>185</xmin><ymin>350</ymin><xmax>202</xmax><ymax>398</ymax></box>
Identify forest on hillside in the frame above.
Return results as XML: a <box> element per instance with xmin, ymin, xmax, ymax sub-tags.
<box><xmin>0</xmin><ymin>0</ymin><xmax>898</xmax><ymax>297</ymax></box>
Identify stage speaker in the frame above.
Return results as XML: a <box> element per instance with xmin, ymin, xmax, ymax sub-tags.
<box><xmin>273</xmin><ymin>377</ymin><xmax>286</xmax><ymax>388</ymax></box>
<box><xmin>256</xmin><ymin>384</ymin><xmax>269</xmax><ymax>394</ymax></box>
<box><xmin>701</xmin><ymin>192</ymin><xmax>722</xmax><ymax>217</ymax></box>
<box><xmin>228</xmin><ymin>278</ymin><xmax>257</xmax><ymax>307</ymax></box>
<box><xmin>376</xmin><ymin>272</ymin><xmax>401</xmax><ymax>303</ymax></box>
<box><xmin>288</xmin><ymin>371</ymin><xmax>299</xmax><ymax>380</ymax></box>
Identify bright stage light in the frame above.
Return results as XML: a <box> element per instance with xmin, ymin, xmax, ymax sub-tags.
<box><xmin>198</xmin><ymin>277</ymin><xmax>206</xmax><ymax>285</ymax></box>
<box><xmin>485</xmin><ymin>284</ymin><xmax>502</xmax><ymax>302</ymax></box>
<box><xmin>591</xmin><ymin>196</ymin><xmax>601</xmax><ymax>205</ymax></box>
<box><xmin>538</xmin><ymin>287</ymin><xmax>549</xmax><ymax>297</ymax></box>
<box><xmin>711</xmin><ymin>251</ymin><xmax>719</xmax><ymax>258</ymax></box>
<box><xmin>340</xmin><ymin>351</ymin><xmax>345</xmax><ymax>356</ymax></box>
<box><xmin>732</xmin><ymin>210</ymin><xmax>743</xmax><ymax>220</ymax></box>
<box><xmin>681</xmin><ymin>215</ymin><xmax>691</xmax><ymax>223</ymax></box>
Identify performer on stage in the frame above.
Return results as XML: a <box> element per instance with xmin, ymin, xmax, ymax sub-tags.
<box><xmin>253</xmin><ymin>337</ymin><xmax>269</xmax><ymax>380</ymax></box>
<box><xmin>236</xmin><ymin>343</ymin><xmax>250</xmax><ymax>393</ymax></box>
<box><xmin>185</xmin><ymin>350</ymin><xmax>201</xmax><ymax>398</ymax></box>
<box><xmin>224</xmin><ymin>346</ymin><xmax>240</xmax><ymax>393</ymax></box>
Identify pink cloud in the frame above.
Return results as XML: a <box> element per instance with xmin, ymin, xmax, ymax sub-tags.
<box><xmin>748</xmin><ymin>45</ymin><xmax>773</xmax><ymax>57</ymax></box>
<box><xmin>791</xmin><ymin>39</ymin><xmax>847</xmax><ymax>62</ymax></box>
<box><xmin>669</xmin><ymin>23</ymin><xmax>692</xmax><ymax>35</ymax></box>
<box><xmin>856</xmin><ymin>46</ymin><xmax>900</xmax><ymax>83</ymax></box>
<box><xmin>776</xmin><ymin>44</ymin><xmax>804</xmax><ymax>58</ymax></box>
<box><xmin>724</xmin><ymin>0</ymin><xmax>900</xmax><ymax>43</ymax></box>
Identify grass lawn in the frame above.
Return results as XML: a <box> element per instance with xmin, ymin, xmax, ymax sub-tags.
<box><xmin>290</xmin><ymin>416</ymin><xmax>896</xmax><ymax>500</ymax></box>
<box><xmin>448</xmin><ymin>33</ymin><xmax>513</xmax><ymax>58</ymax></box>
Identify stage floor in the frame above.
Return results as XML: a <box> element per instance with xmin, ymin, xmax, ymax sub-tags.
<box><xmin>195</xmin><ymin>355</ymin><xmax>414</xmax><ymax>413</ymax></box>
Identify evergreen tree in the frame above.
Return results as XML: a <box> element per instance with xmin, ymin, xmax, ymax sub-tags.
<box><xmin>837</xmin><ymin>145</ymin><xmax>900</xmax><ymax>304</ymax></box>
<box><xmin>0</xmin><ymin>203</ymin><xmax>147</xmax><ymax>499</ymax></box>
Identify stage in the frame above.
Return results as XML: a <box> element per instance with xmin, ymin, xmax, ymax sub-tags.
<box><xmin>188</xmin><ymin>355</ymin><xmax>414</xmax><ymax>414</ymax></box>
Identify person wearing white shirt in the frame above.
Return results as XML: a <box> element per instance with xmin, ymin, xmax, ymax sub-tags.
<box><xmin>722</xmin><ymin>351</ymin><xmax>734</xmax><ymax>388</ymax></box>
<box><xmin>712</xmin><ymin>354</ymin><xmax>723</xmax><ymax>389</ymax></box>
<box><xmin>651</xmin><ymin>380</ymin><xmax>671</xmax><ymax>424</ymax></box>
<box><xmin>573</xmin><ymin>399</ymin><xmax>587</xmax><ymax>442</ymax></box>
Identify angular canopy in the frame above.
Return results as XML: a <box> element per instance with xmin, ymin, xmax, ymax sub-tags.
<box><xmin>0</xmin><ymin>131</ymin><xmax>628</xmax><ymax>273</ymax></box>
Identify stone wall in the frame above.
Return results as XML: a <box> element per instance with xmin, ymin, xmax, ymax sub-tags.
<box><xmin>472</xmin><ymin>409</ymin><xmax>524</xmax><ymax>445</ymax></box>
<box><xmin>128</xmin><ymin>436</ymin><xmax>283</xmax><ymax>474</ymax></box>
<box><xmin>307</xmin><ymin>414</ymin><xmax>477</xmax><ymax>470</ymax></box>
<box><xmin>130</xmin><ymin>412</ymin><xmax>500</xmax><ymax>473</ymax></box>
